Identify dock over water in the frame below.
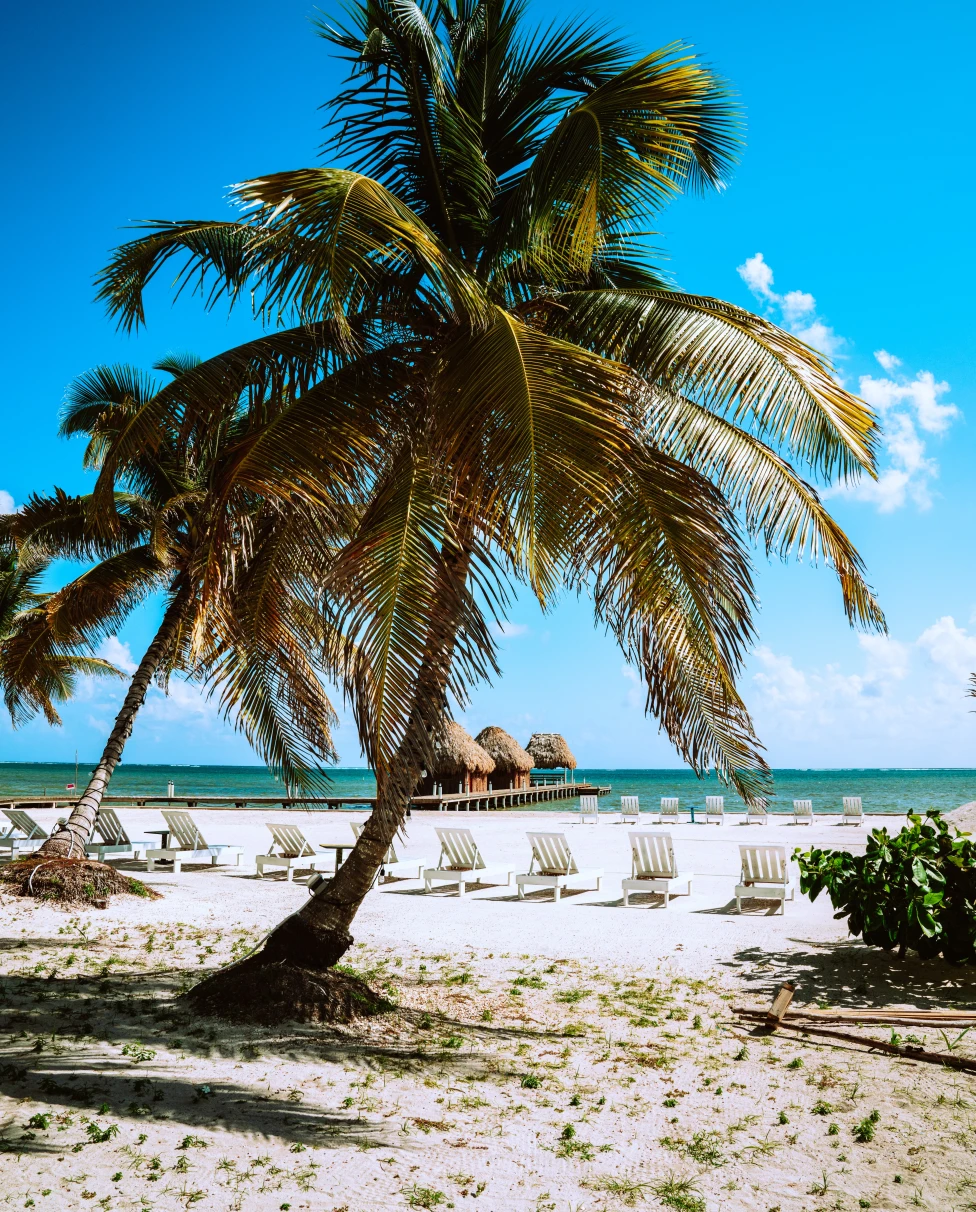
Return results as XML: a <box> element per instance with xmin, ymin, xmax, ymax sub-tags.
<box><xmin>1</xmin><ymin>781</ymin><xmax>611</xmax><ymax>814</ymax></box>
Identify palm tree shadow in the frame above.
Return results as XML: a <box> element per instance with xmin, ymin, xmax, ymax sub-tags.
<box><xmin>0</xmin><ymin>966</ymin><xmax>566</xmax><ymax>1150</ymax></box>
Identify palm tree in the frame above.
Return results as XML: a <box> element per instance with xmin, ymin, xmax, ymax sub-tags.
<box><xmin>6</xmin><ymin>356</ymin><xmax>350</xmax><ymax>861</ymax></box>
<box><xmin>93</xmin><ymin>0</ymin><xmax>884</xmax><ymax>1015</ymax></box>
<box><xmin>0</xmin><ymin>546</ymin><xmax>122</xmax><ymax>727</ymax></box>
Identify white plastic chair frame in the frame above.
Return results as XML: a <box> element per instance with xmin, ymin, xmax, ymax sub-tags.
<box><xmin>256</xmin><ymin>823</ymin><xmax>333</xmax><ymax>881</ymax></box>
<box><xmin>793</xmin><ymin>799</ymin><xmax>814</xmax><ymax>825</ymax></box>
<box><xmin>516</xmin><ymin>832</ymin><xmax>603</xmax><ymax>902</ymax></box>
<box><xmin>705</xmin><ymin>796</ymin><xmax>724</xmax><ymax>825</ymax></box>
<box><xmin>621</xmin><ymin>831</ymin><xmax>693</xmax><ymax>907</ymax></box>
<box><xmin>423</xmin><ymin>827</ymin><xmax>514</xmax><ymax>895</ymax></box>
<box><xmin>843</xmin><ymin>797</ymin><xmax>864</xmax><ymax>825</ymax></box>
<box><xmin>350</xmin><ymin>822</ymin><xmax>426</xmax><ymax>882</ymax></box>
<box><xmin>746</xmin><ymin>798</ymin><xmax>769</xmax><ymax>825</ymax></box>
<box><xmin>619</xmin><ymin>796</ymin><xmax>640</xmax><ymax>825</ymax></box>
<box><xmin>87</xmin><ymin>807</ymin><xmax>150</xmax><ymax>862</ymax></box>
<box><xmin>577</xmin><ymin>794</ymin><xmax>600</xmax><ymax>824</ymax></box>
<box><xmin>0</xmin><ymin>808</ymin><xmax>47</xmax><ymax>859</ymax></box>
<box><xmin>659</xmin><ymin>797</ymin><xmax>680</xmax><ymax>824</ymax></box>
<box><xmin>145</xmin><ymin>810</ymin><xmax>244</xmax><ymax>874</ymax></box>
<box><xmin>735</xmin><ymin>845</ymin><xmax>795</xmax><ymax>914</ymax></box>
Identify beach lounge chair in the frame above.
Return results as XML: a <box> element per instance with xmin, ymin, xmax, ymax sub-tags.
<box><xmin>350</xmin><ymin>822</ymin><xmax>427</xmax><ymax>882</ymax></box>
<box><xmin>145</xmin><ymin>810</ymin><xmax>244</xmax><ymax>874</ymax></box>
<box><xmin>735</xmin><ymin>845</ymin><xmax>794</xmax><ymax>913</ymax></box>
<box><xmin>622</xmin><ymin>831</ymin><xmax>693</xmax><ymax>907</ymax></box>
<box><xmin>577</xmin><ymin>794</ymin><xmax>600</xmax><ymax>824</ymax></box>
<box><xmin>0</xmin><ymin>808</ymin><xmax>47</xmax><ymax>859</ymax></box>
<box><xmin>843</xmin><ymin>797</ymin><xmax>864</xmax><ymax>825</ymax></box>
<box><xmin>705</xmin><ymin>796</ymin><xmax>725</xmax><ymax>825</ymax></box>
<box><xmin>659</xmin><ymin>797</ymin><xmax>680</xmax><ymax>824</ymax></box>
<box><xmin>255</xmin><ymin>823</ymin><xmax>334</xmax><ymax>881</ymax></box>
<box><xmin>516</xmin><ymin>832</ymin><xmax>603</xmax><ymax>903</ymax></box>
<box><xmin>746</xmin><ymin>798</ymin><xmax>768</xmax><ymax>825</ymax></box>
<box><xmin>86</xmin><ymin>808</ymin><xmax>150</xmax><ymax>862</ymax></box>
<box><xmin>423</xmin><ymin>827</ymin><xmax>514</xmax><ymax>895</ymax></box>
<box><xmin>793</xmin><ymin>799</ymin><xmax>814</xmax><ymax>825</ymax></box>
<box><xmin>619</xmin><ymin>796</ymin><xmax>640</xmax><ymax>824</ymax></box>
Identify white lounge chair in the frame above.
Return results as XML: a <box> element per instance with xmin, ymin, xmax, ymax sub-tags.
<box><xmin>423</xmin><ymin>827</ymin><xmax>514</xmax><ymax>895</ymax></box>
<box><xmin>0</xmin><ymin>808</ymin><xmax>47</xmax><ymax>859</ymax></box>
<box><xmin>350</xmin><ymin>822</ymin><xmax>426</xmax><ymax>882</ymax></box>
<box><xmin>622</xmin><ymin>831</ymin><xmax>693</xmax><ymax>907</ymax></box>
<box><xmin>843</xmin><ymin>797</ymin><xmax>864</xmax><ymax>825</ymax></box>
<box><xmin>746</xmin><ymin>798</ymin><xmax>768</xmax><ymax>825</ymax></box>
<box><xmin>735</xmin><ymin>845</ymin><xmax>795</xmax><ymax>914</ymax></box>
<box><xmin>516</xmin><ymin>832</ymin><xmax>603</xmax><ymax>903</ymax></box>
<box><xmin>145</xmin><ymin>810</ymin><xmax>244</xmax><ymax>874</ymax></box>
<box><xmin>659</xmin><ymin>797</ymin><xmax>680</xmax><ymax>824</ymax></box>
<box><xmin>256</xmin><ymin>823</ymin><xmax>334</xmax><ymax>881</ymax></box>
<box><xmin>577</xmin><ymin>794</ymin><xmax>600</xmax><ymax>824</ymax></box>
<box><xmin>793</xmin><ymin>799</ymin><xmax>814</xmax><ymax>825</ymax></box>
<box><xmin>705</xmin><ymin>796</ymin><xmax>725</xmax><ymax>825</ymax></box>
<box><xmin>619</xmin><ymin>795</ymin><xmax>640</xmax><ymax>824</ymax></box>
<box><xmin>86</xmin><ymin>808</ymin><xmax>150</xmax><ymax>862</ymax></box>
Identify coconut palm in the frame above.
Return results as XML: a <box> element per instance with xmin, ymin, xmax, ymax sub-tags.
<box><xmin>6</xmin><ymin>357</ymin><xmax>349</xmax><ymax>860</ymax></box>
<box><xmin>92</xmin><ymin>0</ymin><xmax>883</xmax><ymax>1015</ymax></box>
<box><xmin>0</xmin><ymin>547</ymin><xmax>122</xmax><ymax>727</ymax></box>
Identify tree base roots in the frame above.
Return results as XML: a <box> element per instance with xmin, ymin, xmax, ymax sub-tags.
<box><xmin>180</xmin><ymin>951</ymin><xmax>391</xmax><ymax>1025</ymax></box>
<box><xmin>0</xmin><ymin>856</ymin><xmax>161</xmax><ymax>906</ymax></box>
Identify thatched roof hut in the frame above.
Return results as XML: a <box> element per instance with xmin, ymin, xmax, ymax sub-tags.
<box><xmin>526</xmin><ymin>732</ymin><xmax>577</xmax><ymax>772</ymax></box>
<box><xmin>474</xmin><ymin>726</ymin><xmax>534</xmax><ymax>789</ymax></box>
<box><xmin>416</xmin><ymin>721</ymin><xmax>495</xmax><ymax>797</ymax></box>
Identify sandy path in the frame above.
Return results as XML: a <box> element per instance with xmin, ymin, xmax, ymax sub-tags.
<box><xmin>2</xmin><ymin>808</ymin><xmax>975</xmax><ymax>1211</ymax></box>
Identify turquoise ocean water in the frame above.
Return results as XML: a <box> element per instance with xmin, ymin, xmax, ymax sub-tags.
<box><xmin>0</xmin><ymin>763</ymin><xmax>973</xmax><ymax>816</ymax></box>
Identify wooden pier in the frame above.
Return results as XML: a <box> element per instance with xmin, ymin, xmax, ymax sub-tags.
<box><xmin>1</xmin><ymin>782</ymin><xmax>609</xmax><ymax>815</ymax></box>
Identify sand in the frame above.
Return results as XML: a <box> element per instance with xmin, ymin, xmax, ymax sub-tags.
<box><xmin>2</xmin><ymin>806</ymin><xmax>976</xmax><ymax>1211</ymax></box>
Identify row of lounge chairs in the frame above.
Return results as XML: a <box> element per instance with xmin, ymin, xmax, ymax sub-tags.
<box><xmin>580</xmin><ymin>795</ymin><xmax>865</xmax><ymax>825</ymax></box>
<box><xmin>0</xmin><ymin>811</ymin><xmax>795</xmax><ymax>912</ymax></box>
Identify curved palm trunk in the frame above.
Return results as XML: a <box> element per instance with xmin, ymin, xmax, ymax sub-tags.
<box><xmin>38</xmin><ymin>590</ymin><xmax>188</xmax><ymax>859</ymax></box>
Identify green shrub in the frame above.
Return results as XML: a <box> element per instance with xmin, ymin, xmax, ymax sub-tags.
<box><xmin>794</xmin><ymin>811</ymin><xmax>976</xmax><ymax>961</ymax></box>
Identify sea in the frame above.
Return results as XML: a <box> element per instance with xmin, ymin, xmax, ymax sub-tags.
<box><xmin>0</xmin><ymin>763</ymin><xmax>973</xmax><ymax>817</ymax></box>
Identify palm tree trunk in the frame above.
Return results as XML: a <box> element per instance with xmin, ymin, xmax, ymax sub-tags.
<box><xmin>38</xmin><ymin>590</ymin><xmax>188</xmax><ymax>859</ymax></box>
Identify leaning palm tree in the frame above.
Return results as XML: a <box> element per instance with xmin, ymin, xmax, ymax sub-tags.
<box><xmin>0</xmin><ymin>546</ymin><xmax>122</xmax><ymax>727</ymax></box>
<box><xmin>94</xmin><ymin>0</ymin><xmax>883</xmax><ymax>1017</ymax></box>
<box><xmin>6</xmin><ymin>357</ymin><xmax>351</xmax><ymax>863</ymax></box>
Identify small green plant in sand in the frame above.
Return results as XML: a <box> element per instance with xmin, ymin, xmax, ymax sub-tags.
<box><xmin>557</xmin><ymin>1124</ymin><xmax>595</xmax><ymax>1160</ymax></box>
<box><xmin>661</xmin><ymin>1131</ymin><xmax>724</xmax><ymax>1166</ymax></box>
<box><xmin>402</xmin><ymin>1185</ymin><xmax>446</xmax><ymax>1208</ymax></box>
<box><xmin>650</xmin><ymin>1175</ymin><xmax>706</xmax><ymax>1212</ymax></box>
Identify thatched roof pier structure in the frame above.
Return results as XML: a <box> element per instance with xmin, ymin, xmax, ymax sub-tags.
<box><xmin>474</xmin><ymin>726</ymin><xmax>534</xmax><ymax>790</ymax></box>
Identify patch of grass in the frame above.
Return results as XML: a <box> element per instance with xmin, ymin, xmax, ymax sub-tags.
<box><xmin>85</xmin><ymin>1122</ymin><xmax>119</xmax><ymax>1144</ymax></box>
<box><xmin>556</xmin><ymin>1124</ymin><xmax>595</xmax><ymax>1161</ymax></box>
<box><xmin>853</xmin><ymin>1111</ymin><xmax>880</xmax><ymax>1143</ymax></box>
<box><xmin>649</xmin><ymin>1175</ymin><xmax>706</xmax><ymax>1212</ymax></box>
<box><xmin>554</xmin><ymin>988</ymin><xmax>591</xmax><ymax>1004</ymax></box>
<box><xmin>661</xmin><ymin>1131</ymin><xmax>724</xmax><ymax>1166</ymax></box>
<box><xmin>811</xmin><ymin>1099</ymin><xmax>834</xmax><ymax>1116</ymax></box>
<box><xmin>402</xmin><ymin>1185</ymin><xmax>446</xmax><ymax>1208</ymax></box>
<box><xmin>521</xmin><ymin>1074</ymin><xmax>541</xmax><ymax>1089</ymax></box>
<box><xmin>585</xmin><ymin>1176</ymin><xmax>650</xmax><ymax>1207</ymax></box>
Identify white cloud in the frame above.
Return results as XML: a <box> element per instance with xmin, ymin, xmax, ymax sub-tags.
<box><xmin>97</xmin><ymin>636</ymin><xmax>137</xmax><ymax>675</ymax></box>
<box><xmin>0</xmin><ymin>490</ymin><xmax>15</xmax><ymax>514</ymax></box>
<box><xmin>737</xmin><ymin>252</ymin><xmax>776</xmax><ymax>299</ymax></box>
<box><xmin>736</xmin><ymin>251</ymin><xmax>842</xmax><ymax>358</ymax></box>
<box><xmin>917</xmin><ymin>616</ymin><xmax>976</xmax><ymax>681</ymax></box>
<box><xmin>830</xmin><ymin>359</ymin><xmax>960</xmax><ymax>512</ymax></box>
<box><xmin>874</xmin><ymin>349</ymin><xmax>902</xmax><ymax>373</ymax></box>
<box><xmin>738</xmin><ymin>256</ymin><xmax>962</xmax><ymax>515</ymax></box>
<box><xmin>748</xmin><ymin>616</ymin><xmax>976</xmax><ymax>764</ymax></box>
<box><xmin>493</xmin><ymin>621</ymin><xmax>529</xmax><ymax>639</ymax></box>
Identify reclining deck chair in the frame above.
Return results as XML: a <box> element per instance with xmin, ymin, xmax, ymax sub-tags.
<box><xmin>423</xmin><ymin>827</ymin><xmax>514</xmax><ymax>895</ymax></box>
<box><xmin>516</xmin><ymin>832</ymin><xmax>603</xmax><ymax>903</ymax></box>
<box><xmin>145</xmin><ymin>810</ymin><xmax>243</xmax><ymax>874</ymax></box>
<box><xmin>735</xmin><ymin>845</ymin><xmax>794</xmax><ymax>914</ymax></box>
<box><xmin>621</xmin><ymin>831</ymin><xmax>693</xmax><ymax>906</ymax></box>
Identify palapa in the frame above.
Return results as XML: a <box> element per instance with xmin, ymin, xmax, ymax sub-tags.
<box><xmin>474</xmin><ymin>726</ymin><xmax>534</xmax><ymax>790</ymax></box>
<box><xmin>526</xmin><ymin>732</ymin><xmax>577</xmax><ymax>771</ymax></box>
<box><xmin>415</xmin><ymin>721</ymin><xmax>495</xmax><ymax>797</ymax></box>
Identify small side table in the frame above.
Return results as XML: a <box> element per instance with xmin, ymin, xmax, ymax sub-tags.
<box><xmin>318</xmin><ymin>843</ymin><xmax>349</xmax><ymax>872</ymax></box>
<box><xmin>146</xmin><ymin>828</ymin><xmax>171</xmax><ymax>849</ymax></box>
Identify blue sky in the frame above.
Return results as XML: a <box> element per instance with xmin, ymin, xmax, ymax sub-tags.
<box><xmin>2</xmin><ymin>0</ymin><xmax>975</xmax><ymax>769</ymax></box>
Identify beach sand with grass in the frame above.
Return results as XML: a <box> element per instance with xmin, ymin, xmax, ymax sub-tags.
<box><xmin>3</xmin><ymin>807</ymin><xmax>976</xmax><ymax>1211</ymax></box>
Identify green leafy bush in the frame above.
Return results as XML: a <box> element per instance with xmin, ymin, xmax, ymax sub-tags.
<box><xmin>794</xmin><ymin>811</ymin><xmax>976</xmax><ymax>961</ymax></box>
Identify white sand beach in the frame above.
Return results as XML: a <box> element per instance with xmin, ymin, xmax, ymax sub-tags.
<box><xmin>3</xmin><ymin>807</ymin><xmax>976</xmax><ymax>1211</ymax></box>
